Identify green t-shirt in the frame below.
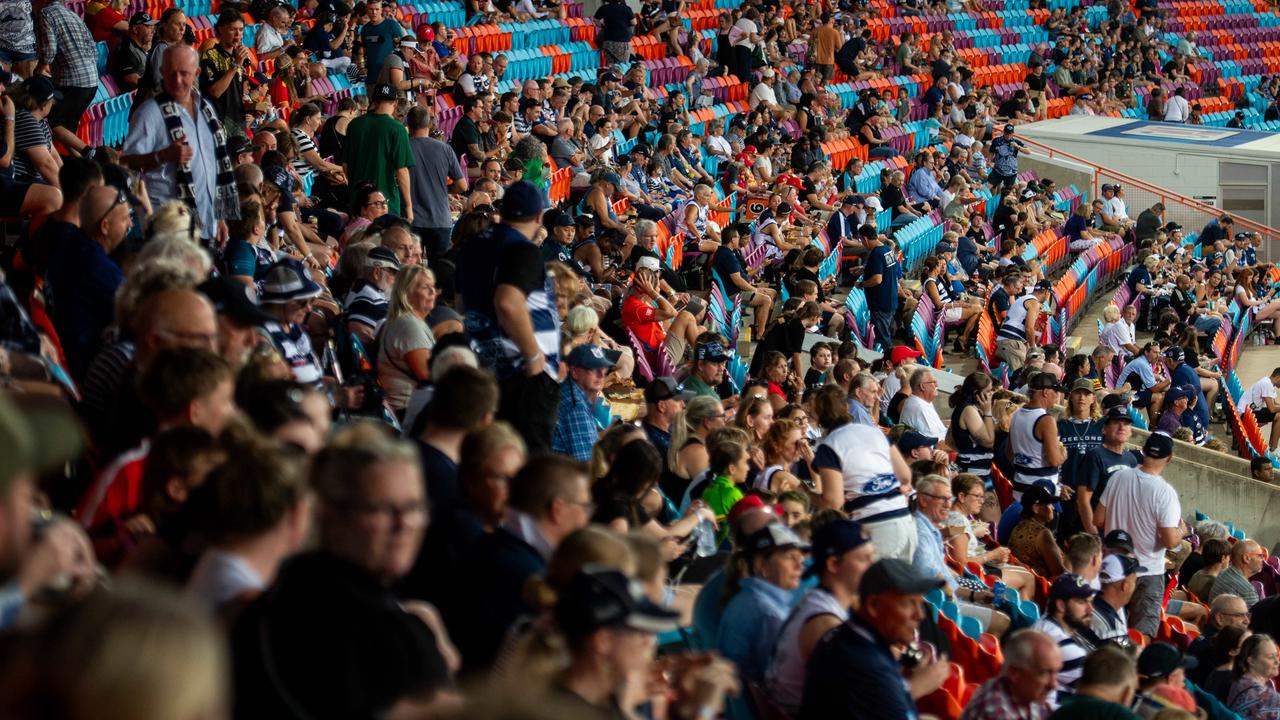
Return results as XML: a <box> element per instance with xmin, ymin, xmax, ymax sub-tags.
<box><xmin>702</xmin><ymin>474</ymin><xmax>744</xmax><ymax>542</ymax></box>
<box><xmin>343</xmin><ymin>112</ymin><xmax>414</xmax><ymax>216</ymax></box>
<box><xmin>683</xmin><ymin>375</ymin><xmax>719</xmax><ymax>399</ymax></box>
<box><xmin>1047</xmin><ymin>695</ymin><xmax>1140</xmax><ymax>720</ymax></box>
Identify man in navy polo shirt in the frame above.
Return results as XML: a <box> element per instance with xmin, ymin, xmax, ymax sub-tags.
<box><xmin>801</xmin><ymin>558</ymin><xmax>948</xmax><ymax>720</ymax></box>
<box><xmin>860</xmin><ymin>228</ymin><xmax>903</xmax><ymax>352</ymax></box>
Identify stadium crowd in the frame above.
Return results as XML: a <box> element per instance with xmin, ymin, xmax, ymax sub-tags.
<box><xmin>6</xmin><ymin>0</ymin><xmax>1280</xmax><ymax>718</ymax></box>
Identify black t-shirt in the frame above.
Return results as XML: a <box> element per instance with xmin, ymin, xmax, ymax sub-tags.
<box><xmin>1025</xmin><ymin>72</ymin><xmax>1047</xmax><ymax>92</ymax></box>
<box><xmin>711</xmin><ymin>245</ymin><xmax>747</xmax><ymax>296</ymax></box>
<box><xmin>594</xmin><ymin>1</ymin><xmax>635</xmax><ymax>42</ymax></box>
<box><xmin>318</xmin><ymin>114</ymin><xmax>347</xmax><ymax>160</ymax></box>
<box><xmin>199</xmin><ymin>45</ymin><xmax>245</xmax><ymax>127</ymax></box>
<box><xmin>750</xmin><ymin>318</ymin><xmax>806</xmax><ymax>377</ymax></box>
<box><xmin>881</xmin><ymin>184</ymin><xmax>908</xmax><ymax>217</ymax></box>
<box><xmin>997</xmin><ymin>97</ymin><xmax>1024</xmax><ymax>118</ymax></box>
<box><xmin>450</xmin><ymin>116</ymin><xmax>483</xmax><ymax>160</ymax></box>
<box><xmin>792</xmin><ymin>267</ymin><xmax>825</xmax><ymax>302</ymax></box>
<box><xmin>230</xmin><ymin>551</ymin><xmax>450</xmax><ymax>719</ymax></box>
<box><xmin>992</xmin><ymin>203</ymin><xmax>1018</xmax><ymax>235</ymax></box>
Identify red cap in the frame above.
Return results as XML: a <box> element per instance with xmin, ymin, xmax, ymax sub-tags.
<box><xmin>727</xmin><ymin>496</ymin><xmax>782</xmax><ymax>524</ymax></box>
<box><xmin>888</xmin><ymin>345</ymin><xmax>923</xmax><ymax>365</ymax></box>
<box><xmin>417</xmin><ymin>25</ymin><xmax>435</xmax><ymax>43</ymax></box>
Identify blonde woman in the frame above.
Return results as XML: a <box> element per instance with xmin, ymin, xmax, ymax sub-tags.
<box><xmin>377</xmin><ymin>265</ymin><xmax>438</xmax><ymax>414</ymax></box>
<box><xmin>564</xmin><ymin>305</ymin><xmax>635</xmax><ymax>384</ymax></box>
<box><xmin>667</xmin><ymin>396</ymin><xmax>727</xmax><ymax>485</ymax></box>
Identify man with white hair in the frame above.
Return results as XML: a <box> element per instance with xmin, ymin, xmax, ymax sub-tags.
<box><xmin>899</xmin><ymin>367</ymin><xmax>949</xmax><ymax>442</ymax></box>
<box><xmin>122</xmin><ymin>43</ymin><xmax>239</xmax><ymax>245</ymax></box>
<box><xmin>254</xmin><ymin>5</ymin><xmax>294</xmax><ymax>61</ymax></box>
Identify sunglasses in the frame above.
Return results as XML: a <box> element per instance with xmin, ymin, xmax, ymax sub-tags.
<box><xmin>96</xmin><ymin>188</ymin><xmax>129</xmax><ymax>228</ymax></box>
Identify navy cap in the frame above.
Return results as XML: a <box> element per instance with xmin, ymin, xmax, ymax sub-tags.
<box><xmin>860</xmin><ymin>558</ymin><xmax>946</xmax><ymax>599</ymax></box>
<box><xmin>897</xmin><ymin>430</ymin><xmax>937</xmax><ymax>455</ymax></box>
<box><xmin>1165</xmin><ymin>385</ymin><xmax>1190</xmax><ymax>406</ymax></box>
<box><xmin>366</xmin><ymin>246</ymin><xmax>401</xmax><ymax>270</ymax></box>
<box><xmin>1104</xmin><ymin>405</ymin><xmax>1134</xmax><ymax>424</ymax></box>
<box><xmin>551</xmin><ymin>211</ymin><xmax>575</xmax><ymax>228</ymax></box>
<box><xmin>1021</xmin><ymin>482</ymin><xmax>1058</xmax><ymax>508</ymax></box>
<box><xmin>645</xmin><ymin>376</ymin><xmax>696</xmax><ymax>403</ymax></box>
<box><xmin>24</xmin><ymin>75</ymin><xmax>62</xmax><ymax>105</ymax></box>
<box><xmin>1143</xmin><ymin>432</ymin><xmax>1175</xmax><ymax>460</ymax></box>
<box><xmin>695</xmin><ymin>342</ymin><xmax>730</xmax><ymax>362</ymax></box>
<box><xmin>555</xmin><ymin>567</ymin><xmax>680</xmax><ymax>636</ymax></box>
<box><xmin>227</xmin><ymin>135</ymin><xmax>254</xmax><ymax>157</ymax></box>
<box><xmin>805</xmin><ymin>519</ymin><xmax>871</xmax><ymax>578</ymax></box>
<box><xmin>1138</xmin><ymin>642</ymin><xmax>1198</xmax><ymax>679</ymax></box>
<box><xmin>1003</xmin><ymin>123</ymin><xmax>1015</xmax><ymax>133</ymax></box>
<box><xmin>129</xmin><ymin>11</ymin><xmax>159</xmax><ymax>26</ymax></box>
<box><xmin>1164</xmin><ymin>346</ymin><xmax>1185</xmax><ymax>363</ymax></box>
<box><xmin>500</xmin><ymin>180</ymin><xmax>547</xmax><ymax>220</ymax></box>
<box><xmin>565</xmin><ymin>343</ymin><xmax>621</xmax><ymax>369</ymax></box>
<box><xmin>197</xmin><ymin>275</ymin><xmax>273</xmax><ymax>326</ymax></box>
<box><xmin>843</xmin><ymin>195</ymin><xmax>865</xmax><ymax>207</ymax></box>
<box><xmin>264</xmin><ymin>164</ymin><xmax>293</xmax><ymax>192</ymax></box>
<box><xmin>1100</xmin><ymin>553</ymin><xmax>1146</xmax><ymax>583</ymax></box>
<box><xmin>1050</xmin><ymin>573</ymin><xmax>1098</xmax><ymax>600</ymax></box>
<box><xmin>1105</xmin><ymin>529</ymin><xmax>1136</xmax><ymax>553</ymax></box>
<box><xmin>371</xmin><ymin>83</ymin><xmax>398</xmax><ymax>101</ymax></box>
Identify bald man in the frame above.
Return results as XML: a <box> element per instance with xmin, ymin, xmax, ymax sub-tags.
<box><xmin>89</xmin><ymin>289</ymin><xmax>220</xmax><ymax>462</ymax></box>
<box><xmin>44</xmin><ymin>185</ymin><xmax>130</xmax><ymax>379</ymax></box>
<box><xmin>122</xmin><ymin>43</ymin><xmax>239</xmax><ymax>245</ymax></box>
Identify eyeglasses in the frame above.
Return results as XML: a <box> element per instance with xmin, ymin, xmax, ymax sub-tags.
<box><xmin>567</xmin><ymin>497</ymin><xmax>596</xmax><ymax>515</ymax></box>
<box><xmin>96</xmin><ymin>189</ymin><xmax>128</xmax><ymax>228</ymax></box>
<box><xmin>349</xmin><ymin>500</ymin><xmax>427</xmax><ymax>525</ymax></box>
<box><xmin>366</xmin><ymin>199</ymin><xmax>389</xmax><ymax>208</ymax></box>
<box><xmin>964</xmin><ymin>492</ymin><xmax>986</xmax><ymax>500</ymax></box>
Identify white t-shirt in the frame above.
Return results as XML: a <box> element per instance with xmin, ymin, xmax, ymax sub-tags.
<box><xmin>1103</xmin><ymin>196</ymin><xmax>1128</xmax><ymax>222</ymax></box>
<box><xmin>1165</xmin><ymin>95</ymin><xmax>1191</xmax><ymax>122</ymax></box>
<box><xmin>750</xmin><ymin>82</ymin><xmax>777</xmax><ymax>108</ymax></box>
<box><xmin>1098</xmin><ymin>466</ymin><xmax>1180</xmax><ymax>577</ymax></box>
<box><xmin>812</xmin><ymin>423</ymin><xmax>907</xmax><ymax>523</ymax></box>
<box><xmin>1239</xmin><ymin>376</ymin><xmax>1277</xmax><ymax>415</ymax></box>
<box><xmin>1099</xmin><ymin>320</ymin><xmax>1135</xmax><ymax>357</ymax></box>
<box><xmin>899</xmin><ymin>394</ymin><xmax>948</xmax><ymax>441</ymax></box>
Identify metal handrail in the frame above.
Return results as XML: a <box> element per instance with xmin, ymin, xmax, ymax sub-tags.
<box><xmin>1015</xmin><ymin>134</ymin><xmax>1280</xmax><ymax>254</ymax></box>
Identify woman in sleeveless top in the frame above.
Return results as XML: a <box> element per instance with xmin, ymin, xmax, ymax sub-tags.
<box><xmin>664</xmin><ymin>396</ymin><xmax>726</xmax><ymax>506</ymax></box>
<box><xmin>1007</xmin><ymin>484</ymin><xmax>1067</xmax><ymax>579</ymax></box>
<box><xmin>947</xmin><ymin>373</ymin><xmax>996</xmax><ymax>482</ymax></box>
<box><xmin>753</xmin><ymin>419</ymin><xmax>812</xmax><ymax>494</ymax></box>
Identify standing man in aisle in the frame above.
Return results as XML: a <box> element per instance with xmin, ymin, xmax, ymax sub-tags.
<box><xmin>198</xmin><ymin>12</ymin><xmax>249</xmax><ymax>136</ymax></box>
<box><xmin>1096</xmin><ymin>432</ymin><xmax>1188</xmax><ymax>641</ymax></box>
<box><xmin>861</xmin><ymin>227</ymin><xmax>904</xmax><ymax>353</ymax></box>
<box><xmin>406</xmin><ymin>106</ymin><xmax>467</xmax><ymax>265</ymax></box>
<box><xmin>359</xmin><ymin>0</ymin><xmax>404</xmax><ymax>86</ymax></box>
<box><xmin>123</xmin><ymin>44</ymin><xmax>240</xmax><ymax>247</ymax></box>
<box><xmin>344</xmin><ymin>84</ymin><xmax>414</xmax><ymax>221</ymax></box>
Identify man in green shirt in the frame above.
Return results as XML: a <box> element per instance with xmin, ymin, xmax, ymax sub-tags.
<box><xmin>684</xmin><ymin>339</ymin><xmax>731</xmax><ymax>402</ymax></box>
<box><xmin>342</xmin><ymin>83</ymin><xmax>414</xmax><ymax>219</ymax></box>
<box><xmin>1049</xmin><ymin>645</ymin><xmax>1140</xmax><ymax>720</ymax></box>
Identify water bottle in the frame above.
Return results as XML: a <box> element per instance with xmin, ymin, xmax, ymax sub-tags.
<box><xmin>694</xmin><ymin>518</ymin><xmax>719</xmax><ymax>557</ymax></box>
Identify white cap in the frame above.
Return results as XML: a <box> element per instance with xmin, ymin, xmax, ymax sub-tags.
<box><xmin>864</xmin><ymin>196</ymin><xmax>883</xmax><ymax>211</ymax></box>
<box><xmin>636</xmin><ymin>255</ymin><xmax>661</xmax><ymax>272</ymax></box>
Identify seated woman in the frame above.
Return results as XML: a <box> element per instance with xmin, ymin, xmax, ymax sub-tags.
<box><xmin>921</xmin><ymin>255</ymin><xmax>981</xmax><ymax>353</ymax></box>
<box><xmin>1228</xmin><ymin>633</ymin><xmax>1280</xmax><ymax>720</ymax></box>
<box><xmin>756</xmin><ymin>419</ymin><xmax>813</xmax><ymax>496</ymax></box>
<box><xmin>377</xmin><ymin>264</ymin><xmax>442</xmax><ymax>418</ymax></box>
<box><xmin>946</xmin><ymin>473</ymin><xmax>1036</xmax><ymax>601</ymax></box>
<box><xmin>1007</xmin><ymin>482</ymin><xmax>1068</xmax><ymax>579</ymax></box>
